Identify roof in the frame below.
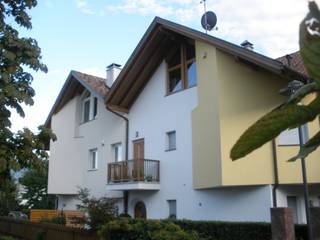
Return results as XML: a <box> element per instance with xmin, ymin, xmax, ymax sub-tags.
<box><xmin>44</xmin><ymin>70</ymin><xmax>108</xmax><ymax>128</ymax></box>
<box><xmin>276</xmin><ymin>51</ymin><xmax>308</xmax><ymax>76</ymax></box>
<box><xmin>106</xmin><ymin>17</ymin><xmax>308</xmax><ymax>112</ymax></box>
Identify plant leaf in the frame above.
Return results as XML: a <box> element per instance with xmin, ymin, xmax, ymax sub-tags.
<box><xmin>230</xmin><ymin>97</ymin><xmax>320</xmax><ymax>160</ymax></box>
<box><xmin>288</xmin><ymin>130</ymin><xmax>320</xmax><ymax>162</ymax></box>
<box><xmin>300</xmin><ymin>1</ymin><xmax>320</xmax><ymax>84</ymax></box>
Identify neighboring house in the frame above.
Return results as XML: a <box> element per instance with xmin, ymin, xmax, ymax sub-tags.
<box><xmin>46</xmin><ymin>17</ymin><xmax>320</xmax><ymax>224</ymax></box>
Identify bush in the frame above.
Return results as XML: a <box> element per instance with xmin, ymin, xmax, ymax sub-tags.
<box><xmin>99</xmin><ymin>218</ymin><xmax>202</xmax><ymax>240</ymax></box>
<box><xmin>73</xmin><ymin>188</ymin><xmax>118</xmax><ymax>231</ymax></box>
<box><xmin>118</xmin><ymin>213</ymin><xmax>132</xmax><ymax>218</ymax></box>
<box><xmin>0</xmin><ymin>236</ymin><xmax>16</xmax><ymax>240</ymax></box>
<box><xmin>99</xmin><ymin>218</ymin><xmax>308</xmax><ymax>240</ymax></box>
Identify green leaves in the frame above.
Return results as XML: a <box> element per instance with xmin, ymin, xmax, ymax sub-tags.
<box><xmin>230</xmin><ymin>1</ymin><xmax>320</xmax><ymax>161</ymax></box>
<box><xmin>300</xmin><ymin>1</ymin><xmax>320</xmax><ymax>84</ymax></box>
<box><xmin>230</xmin><ymin>97</ymin><xmax>320</xmax><ymax>160</ymax></box>
<box><xmin>288</xmin><ymin>131</ymin><xmax>320</xmax><ymax>162</ymax></box>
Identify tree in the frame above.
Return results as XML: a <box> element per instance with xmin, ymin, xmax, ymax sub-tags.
<box><xmin>0</xmin><ymin>1</ymin><xmax>56</xmax><ymax>215</ymax></box>
<box><xmin>19</xmin><ymin>160</ymin><xmax>56</xmax><ymax>209</ymax></box>
<box><xmin>231</xmin><ymin>1</ymin><xmax>320</xmax><ymax>161</ymax></box>
<box><xmin>73</xmin><ymin>188</ymin><xmax>118</xmax><ymax>231</ymax></box>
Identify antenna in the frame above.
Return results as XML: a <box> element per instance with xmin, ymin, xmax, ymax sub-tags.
<box><xmin>200</xmin><ymin>0</ymin><xmax>217</xmax><ymax>34</ymax></box>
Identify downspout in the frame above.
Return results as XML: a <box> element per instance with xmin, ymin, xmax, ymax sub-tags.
<box><xmin>271</xmin><ymin>139</ymin><xmax>279</xmax><ymax>207</ymax></box>
<box><xmin>106</xmin><ymin>105</ymin><xmax>129</xmax><ymax>214</ymax></box>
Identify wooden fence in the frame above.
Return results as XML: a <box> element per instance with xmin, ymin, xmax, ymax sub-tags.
<box><xmin>30</xmin><ymin>209</ymin><xmax>84</xmax><ymax>227</ymax></box>
<box><xmin>0</xmin><ymin>217</ymin><xmax>99</xmax><ymax>240</ymax></box>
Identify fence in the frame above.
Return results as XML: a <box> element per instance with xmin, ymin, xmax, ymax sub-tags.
<box><xmin>0</xmin><ymin>217</ymin><xmax>99</xmax><ymax>240</ymax></box>
<box><xmin>30</xmin><ymin>209</ymin><xmax>84</xmax><ymax>227</ymax></box>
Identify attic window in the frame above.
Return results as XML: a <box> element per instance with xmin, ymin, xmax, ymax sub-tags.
<box><xmin>81</xmin><ymin>91</ymin><xmax>98</xmax><ymax>123</ymax></box>
<box><xmin>166</xmin><ymin>42</ymin><xmax>197</xmax><ymax>94</ymax></box>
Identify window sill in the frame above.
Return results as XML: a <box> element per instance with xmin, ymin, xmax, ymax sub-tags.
<box><xmin>87</xmin><ymin>169</ymin><xmax>98</xmax><ymax>172</ymax></box>
<box><xmin>278</xmin><ymin>144</ymin><xmax>300</xmax><ymax>147</ymax></box>
<box><xmin>165</xmin><ymin>148</ymin><xmax>176</xmax><ymax>152</ymax></box>
<box><xmin>165</xmin><ymin>85</ymin><xmax>197</xmax><ymax>97</ymax></box>
<box><xmin>80</xmin><ymin>117</ymin><xmax>97</xmax><ymax>126</ymax></box>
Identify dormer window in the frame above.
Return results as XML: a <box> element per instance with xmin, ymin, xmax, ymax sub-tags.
<box><xmin>81</xmin><ymin>91</ymin><xmax>98</xmax><ymax>123</ymax></box>
<box><xmin>166</xmin><ymin>42</ymin><xmax>197</xmax><ymax>94</ymax></box>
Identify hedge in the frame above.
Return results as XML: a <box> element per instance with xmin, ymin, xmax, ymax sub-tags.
<box><xmin>173</xmin><ymin>219</ymin><xmax>308</xmax><ymax>240</ymax></box>
<box><xmin>99</xmin><ymin>218</ymin><xmax>308</xmax><ymax>240</ymax></box>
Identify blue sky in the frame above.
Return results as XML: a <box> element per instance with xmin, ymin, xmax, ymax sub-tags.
<box><xmin>10</xmin><ymin>0</ymin><xmax>309</xmax><ymax>131</ymax></box>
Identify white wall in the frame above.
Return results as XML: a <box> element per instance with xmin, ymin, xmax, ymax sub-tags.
<box><xmin>126</xmin><ymin>61</ymin><xmax>273</xmax><ymax>221</ymax></box>
<box><xmin>48</xmin><ymin>92</ymin><xmax>125</xmax><ymax>210</ymax></box>
<box><xmin>276</xmin><ymin>185</ymin><xmax>320</xmax><ymax>224</ymax></box>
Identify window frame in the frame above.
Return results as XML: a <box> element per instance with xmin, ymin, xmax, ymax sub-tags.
<box><xmin>165</xmin><ymin>131</ymin><xmax>176</xmax><ymax>152</ymax></box>
<box><xmin>166</xmin><ymin>43</ymin><xmax>197</xmax><ymax>95</ymax></box>
<box><xmin>89</xmin><ymin>148</ymin><xmax>98</xmax><ymax>171</ymax></box>
<box><xmin>82</xmin><ymin>97</ymin><xmax>91</xmax><ymax>123</ymax></box>
<box><xmin>112</xmin><ymin>143</ymin><xmax>122</xmax><ymax>162</ymax></box>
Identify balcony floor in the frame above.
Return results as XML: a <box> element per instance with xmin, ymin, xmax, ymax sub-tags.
<box><xmin>106</xmin><ymin>181</ymin><xmax>160</xmax><ymax>191</ymax></box>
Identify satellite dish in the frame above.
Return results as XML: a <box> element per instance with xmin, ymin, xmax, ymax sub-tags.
<box><xmin>201</xmin><ymin>11</ymin><xmax>217</xmax><ymax>32</ymax></box>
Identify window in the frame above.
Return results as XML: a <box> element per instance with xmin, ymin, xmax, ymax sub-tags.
<box><xmin>166</xmin><ymin>43</ymin><xmax>197</xmax><ymax>94</ymax></box>
<box><xmin>93</xmin><ymin>97</ymin><xmax>98</xmax><ymax>118</ymax></box>
<box><xmin>278</xmin><ymin>125</ymin><xmax>308</xmax><ymax>145</ymax></box>
<box><xmin>89</xmin><ymin>149</ymin><xmax>98</xmax><ymax>170</ymax></box>
<box><xmin>166</xmin><ymin>131</ymin><xmax>176</xmax><ymax>151</ymax></box>
<box><xmin>82</xmin><ymin>92</ymin><xmax>98</xmax><ymax>123</ymax></box>
<box><xmin>167</xmin><ymin>200</ymin><xmax>177</xmax><ymax>219</ymax></box>
<box><xmin>83</xmin><ymin>98</ymin><xmax>90</xmax><ymax>123</ymax></box>
<box><xmin>287</xmin><ymin>196</ymin><xmax>298</xmax><ymax>223</ymax></box>
<box><xmin>112</xmin><ymin>143</ymin><xmax>122</xmax><ymax>162</ymax></box>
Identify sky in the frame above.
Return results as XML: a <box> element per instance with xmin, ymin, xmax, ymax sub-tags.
<box><xmin>10</xmin><ymin>0</ymin><xmax>310</xmax><ymax>132</ymax></box>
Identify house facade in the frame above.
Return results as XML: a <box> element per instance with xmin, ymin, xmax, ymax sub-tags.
<box><xmin>47</xmin><ymin>17</ymin><xmax>320</xmax><ymax>224</ymax></box>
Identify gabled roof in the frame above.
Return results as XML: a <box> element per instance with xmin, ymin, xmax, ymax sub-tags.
<box><xmin>44</xmin><ymin>70</ymin><xmax>108</xmax><ymax>128</ymax></box>
<box><xmin>106</xmin><ymin>17</ymin><xmax>308</xmax><ymax>112</ymax></box>
<box><xmin>276</xmin><ymin>51</ymin><xmax>308</xmax><ymax>76</ymax></box>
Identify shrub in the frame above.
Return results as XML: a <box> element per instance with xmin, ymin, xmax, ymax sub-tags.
<box><xmin>119</xmin><ymin>213</ymin><xmax>132</xmax><ymax>218</ymax></box>
<box><xmin>0</xmin><ymin>236</ymin><xmax>16</xmax><ymax>240</ymax></box>
<box><xmin>99</xmin><ymin>218</ymin><xmax>308</xmax><ymax>240</ymax></box>
<box><xmin>73</xmin><ymin>188</ymin><xmax>118</xmax><ymax>231</ymax></box>
<box><xmin>98</xmin><ymin>218</ymin><xmax>203</xmax><ymax>240</ymax></box>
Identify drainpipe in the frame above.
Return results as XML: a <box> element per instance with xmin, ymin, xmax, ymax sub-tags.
<box><xmin>106</xmin><ymin>106</ymin><xmax>129</xmax><ymax>214</ymax></box>
<box><xmin>271</xmin><ymin>139</ymin><xmax>279</xmax><ymax>207</ymax></box>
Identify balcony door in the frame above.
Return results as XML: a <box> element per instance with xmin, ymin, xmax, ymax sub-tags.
<box><xmin>133</xmin><ymin>139</ymin><xmax>144</xmax><ymax>181</ymax></box>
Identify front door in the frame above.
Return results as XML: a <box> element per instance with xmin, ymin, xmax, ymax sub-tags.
<box><xmin>133</xmin><ymin>139</ymin><xmax>144</xmax><ymax>181</ymax></box>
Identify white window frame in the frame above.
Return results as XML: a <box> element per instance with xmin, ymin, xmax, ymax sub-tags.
<box><xmin>167</xmin><ymin>199</ymin><xmax>177</xmax><ymax>219</ymax></box>
<box><xmin>81</xmin><ymin>90</ymin><xmax>98</xmax><ymax>124</ymax></box>
<box><xmin>89</xmin><ymin>148</ymin><xmax>98</xmax><ymax>170</ymax></box>
<box><xmin>83</xmin><ymin>97</ymin><xmax>91</xmax><ymax>123</ymax></box>
<box><xmin>166</xmin><ymin>131</ymin><xmax>176</xmax><ymax>151</ymax></box>
<box><xmin>112</xmin><ymin>143</ymin><xmax>122</xmax><ymax>162</ymax></box>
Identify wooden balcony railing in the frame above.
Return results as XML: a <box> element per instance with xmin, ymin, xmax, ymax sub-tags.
<box><xmin>107</xmin><ymin>159</ymin><xmax>160</xmax><ymax>183</ymax></box>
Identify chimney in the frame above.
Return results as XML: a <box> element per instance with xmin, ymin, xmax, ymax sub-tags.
<box><xmin>240</xmin><ymin>40</ymin><xmax>254</xmax><ymax>50</ymax></box>
<box><xmin>106</xmin><ymin>63</ymin><xmax>121</xmax><ymax>87</ymax></box>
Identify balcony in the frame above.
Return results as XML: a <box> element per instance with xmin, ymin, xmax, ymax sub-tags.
<box><xmin>107</xmin><ymin>159</ymin><xmax>160</xmax><ymax>191</ymax></box>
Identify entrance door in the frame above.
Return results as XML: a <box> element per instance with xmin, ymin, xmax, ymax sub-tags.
<box><xmin>134</xmin><ymin>201</ymin><xmax>146</xmax><ymax>219</ymax></box>
<box><xmin>133</xmin><ymin>139</ymin><xmax>144</xmax><ymax>181</ymax></box>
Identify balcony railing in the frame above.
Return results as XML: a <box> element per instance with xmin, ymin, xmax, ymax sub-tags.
<box><xmin>107</xmin><ymin>159</ymin><xmax>160</xmax><ymax>184</ymax></box>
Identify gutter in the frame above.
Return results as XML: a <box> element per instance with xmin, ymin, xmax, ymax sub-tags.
<box><xmin>271</xmin><ymin>139</ymin><xmax>279</xmax><ymax>207</ymax></box>
<box><xmin>106</xmin><ymin>105</ymin><xmax>129</xmax><ymax>214</ymax></box>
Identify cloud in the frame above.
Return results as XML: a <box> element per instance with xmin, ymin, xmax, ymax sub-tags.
<box><xmin>106</xmin><ymin>0</ymin><xmax>309</xmax><ymax>58</ymax></box>
<box><xmin>75</xmin><ymin>0</ymin><xmax>95</xmax><ymax>15</ymax></box>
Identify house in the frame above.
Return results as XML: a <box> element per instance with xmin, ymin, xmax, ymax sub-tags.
<box><xmin>46</xmin><ymin>17</ymin><xmax>320</xmax><ymax>224</ymax></box>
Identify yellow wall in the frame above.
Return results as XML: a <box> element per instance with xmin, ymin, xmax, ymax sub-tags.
<box><xmin>192</xmin><ymin>41</ymin><xmax>320</xmax><ymax>188</ymax></box>
<box><xmin>192</xmin><ymin>41</ymin><xmax>222</xmax><ymax>189</ymax></box>
<box><xmin>216</xmin><ymin>50</ymin><xmax>288</xmax><ymax>186</ymax></box>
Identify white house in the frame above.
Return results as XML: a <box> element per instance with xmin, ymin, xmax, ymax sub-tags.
<box><xmin>46</xmin><ymin>17</ymin><xmax>320</xmax><ymax>223</ymax></box>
